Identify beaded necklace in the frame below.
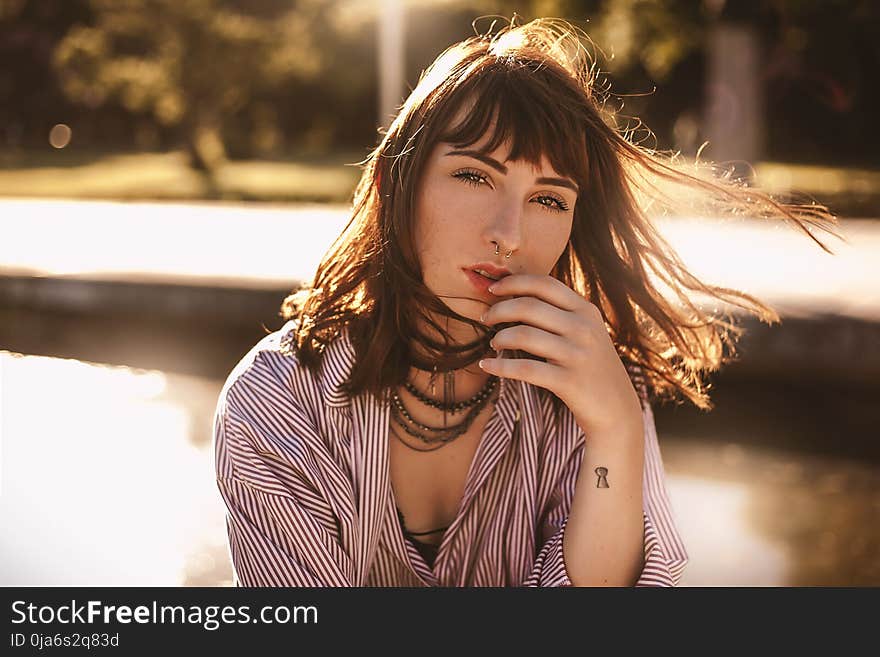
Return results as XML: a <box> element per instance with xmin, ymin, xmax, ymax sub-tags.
<box><xmin>389</xmin><ymin>373</ymin><xmax>498</xmax><ymax>451</ymax></box>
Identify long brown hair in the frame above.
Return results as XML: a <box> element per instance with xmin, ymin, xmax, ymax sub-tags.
<box><xmin>280</xmin><ymin>16</ymin><xmax>841</xmax><ymax>411</ymax></box>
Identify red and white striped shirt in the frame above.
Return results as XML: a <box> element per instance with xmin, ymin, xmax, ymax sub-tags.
<box><xmin>213</xmin><ymin>320</ymin><xmax>688</xmax><ymax>586</ymax></box>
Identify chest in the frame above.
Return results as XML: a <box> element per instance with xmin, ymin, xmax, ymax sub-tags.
<box><xmin>388</xmin><ymin>400</ymin><xmax>497</xmax><ymax>545</ymax></box>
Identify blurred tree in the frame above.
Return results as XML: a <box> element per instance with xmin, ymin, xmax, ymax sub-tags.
<box><xmin>53</xmin><ymin>0</ymin><xmax>327</xmax><ymax>172</ymax></box>
<box><xmin>757</xmin><ymin>0</ymin><xmax>878</xmax><ymax>166</ymax></box>
<box><xmin>399</xmin><ymin>0</ymin><xmax>711</xmax><ymax>152</ymax></box>
<box><xmin>480</xmin><ymin>0</ymin><xmax>708</xmax><ymax>81</ymax></box>
<box><xmin>1</xmin><ymin>0</ymin><xmax>869</xmax><ymax>168</ymax></box>
<box><xmin>462</xmin><ymin>0</ymin><xmax>878</xmax><ymax>164</ymax></box>
<box><xmin>0</xmin><ymin>0</ymin><xmax>94</xmax><ymax>155</ymax></box>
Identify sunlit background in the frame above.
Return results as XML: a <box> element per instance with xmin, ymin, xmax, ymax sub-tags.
<box><xmin>1</xmin><ymin>0</ymin><xmax>878</xmax><ymax>586</ymax></box>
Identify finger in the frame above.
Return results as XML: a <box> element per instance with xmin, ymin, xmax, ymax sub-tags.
<box><xmin>489</xmin><ymin>274</ymin><xmax>582</xmax><ymax>312</ymax></box>
<box><xmin>478</xmin><ymin>355</ymin><xmax>561</xmax><ymax>392</ymax></box>
<box><xmin>491</xmin><ymin>324</ymin><xmax>575</xmax><ymax>363</ymax></box>
<box><xmin>483</xmin><ymin>295</ymin><xmax>579</xmax><ymax>336</ymax></box>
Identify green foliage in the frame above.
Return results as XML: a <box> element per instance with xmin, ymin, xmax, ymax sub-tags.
<box><xmin>33</xmin><ymin>0</ymin><xmax>877</xmax><ymax>168</ymax></box>
<box><xmin>53</xmin><ymin>0</ymin><xmax>330</xmax><ymax>169</ymax></box>
<box><xmin>483</xmin><ymin>0</ymin><xmax>707</xmax><ymax>81</ymax></box>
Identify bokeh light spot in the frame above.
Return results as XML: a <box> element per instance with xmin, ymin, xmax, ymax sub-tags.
<box><xmin>49</xmin><ymin>123</ymin><xmax>72</xmax><ymax>149</ymax></box>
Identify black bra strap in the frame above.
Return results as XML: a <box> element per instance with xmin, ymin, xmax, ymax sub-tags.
<box><xmin>396</xmin><ymin>507</ymin><xmax>449</xmax><ymax>537</ymax></box>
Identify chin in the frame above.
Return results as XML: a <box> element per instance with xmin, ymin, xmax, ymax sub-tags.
<box><xmin>436</xmin><ymin>298</ymin><xmax>475</xmax><ymax>321</ymax></box>
<box><xmin>427</xmin><ymin>293</ymin><xmax>482</xmax><ymax>327</ymax></box>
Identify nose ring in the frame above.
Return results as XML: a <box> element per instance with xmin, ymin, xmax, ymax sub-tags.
<box><xmin>493</xmin><ymin>242</ymin><xmax>513</xmax><ymax>258</ymax></box>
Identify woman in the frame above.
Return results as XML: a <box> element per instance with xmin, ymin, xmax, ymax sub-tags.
<box><xmin>213</xmin><ymin>17</ymin><xmax>838</xmax><ymax>586</ymax></box>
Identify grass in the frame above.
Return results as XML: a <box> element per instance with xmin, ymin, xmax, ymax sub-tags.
<box><xmin>0</xmin><ymin>150</ymin><xmax>364</xmax><ymax>204</ymax></box>
<box><xmin>0</xmin><ymin>149</ymin><xmax>876</xmax><ymax>215</ymax></box>
<box><xmin>754</xmin><ymin>162</ymin><xmax>880</xmax><ymax>217</ymax></box>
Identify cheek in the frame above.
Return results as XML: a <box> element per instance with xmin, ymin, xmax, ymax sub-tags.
<box><xmin>413</xmin><ymin>192</ymin><xmax>441</xmax><ymax>262</ymax></box>
<box><xmin>413</xmin><ymin>191</ymin><xmax>452</xmax><ymax>278</ymax></box>
<box><xmin>415</xmin><ymin>181</ymin><xmax>480</xmax><ymax>255</ymax></box>
<box><xmin>525</xmin><ymin>217</ymin><xmax>572</xmax><ymax>272</ymax></box>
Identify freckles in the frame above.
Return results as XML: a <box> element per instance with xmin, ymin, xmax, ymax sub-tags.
<box><xmin>413</xmin><ymin>200</ymin><xmax>438</xmax><ymax>252</ymax></box>
<box><xmin>414</xmin><ymin>205</ymin><xmax>444</xmax><ymax>267</ymax></box>
<box><xmin>425</xmin><ymin>198</ymin><xmax>470</xmax><ymax>239</ymax></box>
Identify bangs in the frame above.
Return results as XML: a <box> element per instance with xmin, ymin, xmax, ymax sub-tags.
<box><xmin>436</xmin><ymin>65</ymin><xmax>588</xmax><ymax>185</ymax></box>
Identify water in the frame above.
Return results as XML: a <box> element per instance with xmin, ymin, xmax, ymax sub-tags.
<box><xmin>2</xmin><ymin>351</ymin><xmax>876</xmax><ymax>586</ymax></box>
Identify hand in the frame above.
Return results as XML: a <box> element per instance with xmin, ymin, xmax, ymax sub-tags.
<box><xmin>478</xmin><ymin>273</ymin><xmax>643</xmax><ymax>438</ymax></box>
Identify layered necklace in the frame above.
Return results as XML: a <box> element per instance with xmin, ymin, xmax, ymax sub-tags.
<box><xmin>389</xmin><ymin>367</ymin><xmax>499</xmax><ymax>453</ymax></box>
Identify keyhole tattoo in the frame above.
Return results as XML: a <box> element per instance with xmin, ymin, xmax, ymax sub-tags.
<box><xmin>594</xmin><ymin>467</ymin><xmax>609</xmax><ymax>488</ymax></box>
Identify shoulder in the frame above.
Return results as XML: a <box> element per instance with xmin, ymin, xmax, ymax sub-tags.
<box><xmin>216</xmin><ymin>320</ymin><xmax>356</xmax><ymax>419</ymax></box>
<box><xmin>214</xmin><ymin>322</ymin><xmax>348</xmax><ymax>455</ymax></box>
<box><xmin>213</xmin><ymin>322</ymin><xmax>359</xmax><ymax>487</ymax></box>
<box><xmin>217</xmin><ymin>321</ymin><xmax>313</xmax><ymax>417</ymax></box>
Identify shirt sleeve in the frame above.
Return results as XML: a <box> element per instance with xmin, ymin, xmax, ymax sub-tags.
<box><xmin>635</xmin><ymin>401</ymin><xmax>689</xmax><ymax>586</ymax></box>
<box><xmin>524</xmin><ymin>400</ymin><xmax>688</xmax><ymax>587</ymax></box>
<box><xmin>523</xmin><ymin>448</ymin><xmax>579</xmax><ymax>587</ymax></box>
<box><xmin>213</xmin><ymin>373</ymin><xmax>354</xmax><ymax>587</ymax></box>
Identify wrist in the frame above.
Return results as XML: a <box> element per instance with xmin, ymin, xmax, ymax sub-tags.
<box><xmin>577</xmin><ymin>414</ymin><xmax>644</xmax><ymax>447</ymax></box>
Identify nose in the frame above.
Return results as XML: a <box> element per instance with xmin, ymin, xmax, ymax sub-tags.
<box><xmin>482</xmin><ymin>197</ymin><xmax>523</xmax><ymax>257</ymax></box>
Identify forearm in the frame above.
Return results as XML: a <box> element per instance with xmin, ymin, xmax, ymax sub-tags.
<box><xmin>562</xmin><ymin>419</ymin><xmax>645</xmax><ymax>586</ymax></box>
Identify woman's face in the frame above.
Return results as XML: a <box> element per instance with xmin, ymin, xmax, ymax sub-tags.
<box><xmin>413</xmin><ymin>128</ymin><xmax>578</xmax><ymax>324</ymax></box>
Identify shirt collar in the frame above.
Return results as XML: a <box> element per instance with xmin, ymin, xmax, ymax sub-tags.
<box><xmin>318</xmin><ymin>325</ymin><xmax>357</xmax><ymax>408</ymax></box>
<box><xmin>278</xmin><ymin>319</ymin><xmax>354</xmax><ymax>408</ymax></box>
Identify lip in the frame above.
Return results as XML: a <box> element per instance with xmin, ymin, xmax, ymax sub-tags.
<box><xmin>462</xmin><ymin>262</ymin><xmax>512</xmax><ymax>295</ymax></box>
<box><xmin>465</xmin><ymin>262</ymin><xmax>512</xmax><ymax>279</ymax></box>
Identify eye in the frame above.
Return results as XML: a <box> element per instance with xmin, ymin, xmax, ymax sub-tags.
<box><xmin>533</xmin><ymin>194</ymin><xmax>570</xmax><ymax>212</ymax></box>
<box><xmin>452</xmin><ymin>168</ymin><xmax>571</xmax><ymax>213</ymax></box>
<box><xmin>452</xmin><ymin>168</ymin><xmax>489</xmax><ymax>188</ymax></box>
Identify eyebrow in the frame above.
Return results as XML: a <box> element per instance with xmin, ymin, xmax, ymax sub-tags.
<box><xmin>444</xmin><ymin>149</ymin><xmax>579</xmax><ymax>194</ymax></box>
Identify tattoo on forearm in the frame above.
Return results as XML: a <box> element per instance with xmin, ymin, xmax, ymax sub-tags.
<box><xmin>594</xmin><ymin>466</ymin><xmax>609</xmax><ymax>488</ymax></box>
